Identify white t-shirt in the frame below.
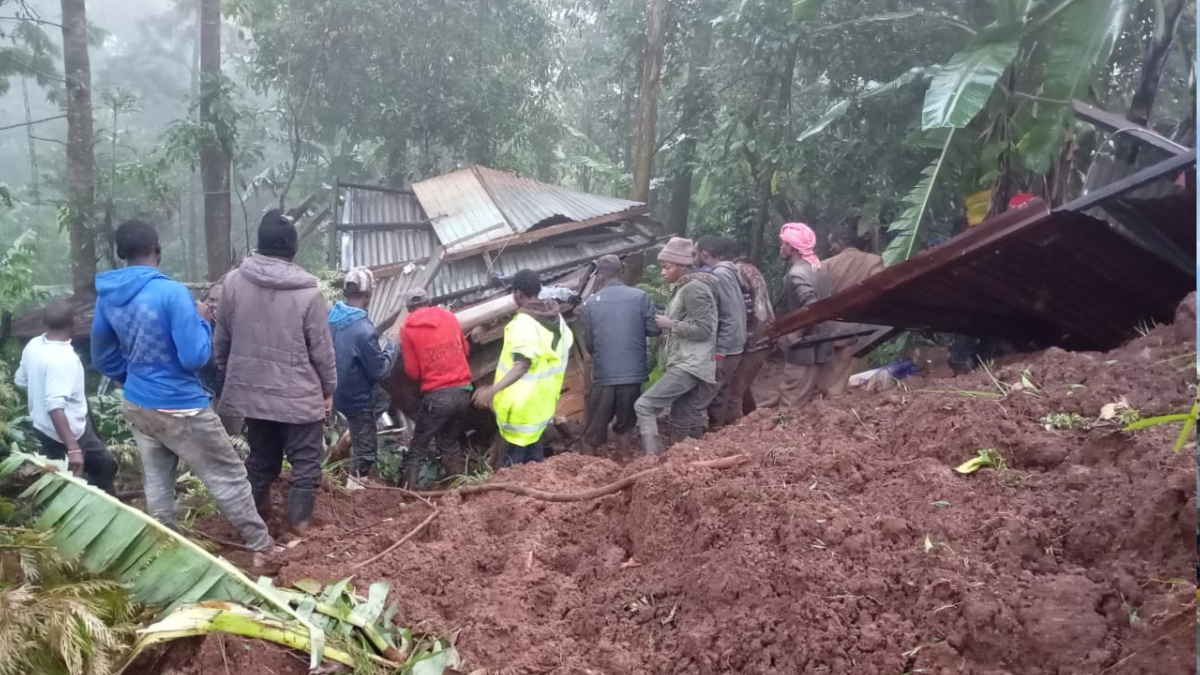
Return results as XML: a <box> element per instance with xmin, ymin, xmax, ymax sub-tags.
<box><xmin>14</xmin><ymin>334</ymin><xmax>88</xmax><ymax>442</ymax></box>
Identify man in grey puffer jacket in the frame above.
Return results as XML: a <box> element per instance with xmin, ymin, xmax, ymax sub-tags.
<box><xmin>215</xmin><ymin>210</ymin><xmax>337</xmax><ymax>535</ymax></box>
<box><xmin>695</xmin><ymin>236</ymin><xmax>747</xmax><ymax>430</ymax></box>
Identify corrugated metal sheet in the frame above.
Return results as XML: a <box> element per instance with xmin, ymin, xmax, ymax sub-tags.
<box><xmin>339</xmin><ymin>185</ymin><xmax>434</xmax><ymax>271</ymax></box>
<box><xmin>412</xmin><ymin>165</ymin><xmax>646</xmax><ymax>254</ymax></box>
<box><xmin>368</xmin><ymin>267</ymin><xmax>424</xmax><ymax>328</ymax></box>
<box><xmin>768</xmin><ymin>152</ymin><xmax>1196</xmax><ymax>352</ymax></box>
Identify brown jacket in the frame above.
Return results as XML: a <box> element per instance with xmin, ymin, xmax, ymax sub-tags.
<box><xmin>214</xmin><ymin>254</ymin><xmax>337</xmax><ymax>424</ymax></box>
<box><xmin>822</xmin><ymin>248</ymin><xmax>885</xmax><ymax>347</ymax></box>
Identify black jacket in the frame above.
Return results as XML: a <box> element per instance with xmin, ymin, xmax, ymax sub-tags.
<box><xmin>580</xmin><ymin>281</ymin><xmax>661</xmax><ymax>386</ymax></box>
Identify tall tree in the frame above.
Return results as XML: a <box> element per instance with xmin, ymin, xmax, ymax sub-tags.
<box><xmin>60</xmin><ymin>0</ymin><xmax>97</xmax><ymax>297</ymax></box>
<box><xmin>199</xmin><ymin>0</ymin><xmax>232</xmax><ymax>280</ymax></box>
<box><xmin>626</xmin><ymin>0</ymin><xmax>669</xmax><ymax>283</ymax></box>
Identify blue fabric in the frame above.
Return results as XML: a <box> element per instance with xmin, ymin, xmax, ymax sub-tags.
<box><xmin>329</xmin><ymin>301</ymin><xmax>398</xmax><ymax>415</ymax></box>
<box><xmin>91</xmin><ymin>266</ymin><xmax>213</xmax><ymax>410</ymax></box>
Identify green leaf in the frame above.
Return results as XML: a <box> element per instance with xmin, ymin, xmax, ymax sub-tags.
<box><xmin>882</xmin><ymin>129</ymin><xmax>957</xmax><ymax>265</ymax></box>
<box><xmin>1019</xmin><ymin>0</ymin><xmax>1129</xmax><ymax>172</ymax></box>
<box><xmin>793</xmin><ymin>0</ymin><xmax>825</xmax><ymax>21</ymax></box>
<box><xmin>796</xmin><ymin>67</ymin><xmax>930</xmax><ymax>144</ymax></box>
<box><xmin>0</xmin><ymin>452</ymin><xmax>326</xmax><ymax>669</ymax></box>
<box><xmin>921</xmin><ymin>40</ymin><xmax>1019</xmax><ymax>129</ymax></box>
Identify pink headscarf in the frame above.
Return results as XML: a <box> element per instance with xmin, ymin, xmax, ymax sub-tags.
<box><xmin>779</xmin><ymin>222</ymin><xmax>820</xmax><ymax>270</ymax></box>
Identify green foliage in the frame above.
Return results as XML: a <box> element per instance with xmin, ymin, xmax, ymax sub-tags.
<box><xmin>1040</xmin><ymin>412</ymin><xmax>1090</xmax><ymax>431</ymax></box>
<box><xmin>1122</xmin><ymin>397</ymin><xmax>1198</xmax><ymax>453</ymax></box>
<box><xmin>955</xmin><ymin>448</ymin><xmax>1007</xmax><ymax>474</ymax></box>
<box><xmin>921</xmin><ymin>40</ymin><xmax>1019</xmax><ymax>129</ymax></box>
<box><xmin>882</xmin><ymin>129</ymin><xmax>958</xmax><ymax>265</ymax></box>
<box><xmin>0</xmin><ymin>526</ymin><xmax>142</xmax><ymax>675</ymax></box>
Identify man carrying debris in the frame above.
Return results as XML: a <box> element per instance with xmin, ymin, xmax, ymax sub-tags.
<box><xmin>91</xmin><ymin>220</ymin><xmax>276</xmax><ymax>560</ymax></box>
<box><xmin>472</xmin><ymin>269</ymin><xmax>573</xmax><ymax>466</ymax></box>
<box><xmin>399</xmin><ymin>287</ymin><xmax>473</xmax><ymax>486</ymax></box>
<box><xmin>817</xmin><ymin>224</ymin><xmax>885</xmax><ymax>398</ymax></box>
<box><xmin>16</xmin><ymin>299</ymin><xmax>118</xmax><ymax>494</ymax></box>
<box><xmin>724</xmin><ymin>246</ymin><xmax>775</xmax><ymax>423</ymax></box>
<box><xmin>215</xmin><ymin>210</ymin><xmax>337</xmax><ymax>536</ymax></box>
<box><xmin>579</xmin><ymin>254</ymin><xmax>660</xmax><ymax>454</ymax></box>
<box><xmin>762</xmin><ymin>222</ymin><xmax>832</xmax><ymax>409</ymax></box>
<box><xmin>695</xmin><ymin>236</ymin><xmax>747</xmax><ymax>431</ymax></box>
<box><xmin>328</xmin><ymin>268</ymin><xmax>399</xmax><ymax>485</ymax></box>
<box><xmin>633</xmin><ymin>237</ymin><xmax>719</xmax><ymax>454</ymax></box>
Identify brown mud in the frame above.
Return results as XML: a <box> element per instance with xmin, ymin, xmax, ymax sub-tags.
<box><xmin>177</xmin><ymin>298</ymin><xmax>1198</xmax><ymax>675</ymax></box>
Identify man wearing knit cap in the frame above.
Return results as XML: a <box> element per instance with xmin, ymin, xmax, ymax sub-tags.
<box><xmin>329</xmin><ymin>267</ymin><xmax>399</xmax><ymax>486</ymax></box>
<box><xmin>762</xmin><ymin>222</ymin><xmax>833</xmax><ymax>409</ymax></box>
<box><xmin>579</xmin><ymin>254</ymin><xmax>660</xmax><ymax>454</ymax></box>
<box><xmin>215</xmin><ymin>209</ymin><xmax>337</xmax><ymax>536</ymax></box>
<box><xmin>632</xmin><ymin>237</ymin><xmax>719</xmax><ymax>455</ymax></box>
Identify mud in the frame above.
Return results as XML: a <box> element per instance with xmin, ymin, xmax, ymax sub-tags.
<box><xmin>190</xmin><ymin>297</ymin><xmax>1198</xmax><ymax>675</ymax></box>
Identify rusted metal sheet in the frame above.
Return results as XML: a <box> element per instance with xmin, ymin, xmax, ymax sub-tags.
<box><xmin>767</xmin><ymin>152</ymin><xmax>1196</xmax><ymax>352</ymax></box>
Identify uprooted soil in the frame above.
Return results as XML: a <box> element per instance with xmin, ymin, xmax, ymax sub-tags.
<box><xmin>177</xmin><ymin>299</ymin><xmax>1197</xmax><ymax>675</ymax></box>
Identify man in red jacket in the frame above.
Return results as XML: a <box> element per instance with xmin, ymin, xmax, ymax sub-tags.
<box><xmin>398</xmin><ymin>288</ymin><xmax>473</xmax><ymax>488</ymax></box>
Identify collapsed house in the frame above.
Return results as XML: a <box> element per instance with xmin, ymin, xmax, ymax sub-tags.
<box><xmin>330</xmin><ymin>165</ymin><xmax>663</xmax><ymax>423</ymax></box>
<box><xmin>769</xmin><ymin>115</ymin><xmax>1196</xmax><ymax>353</ymax></box>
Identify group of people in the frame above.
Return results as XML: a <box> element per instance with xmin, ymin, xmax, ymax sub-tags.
<box><xmin>11</xmin><ymin>211</ymin><xmax>882</xmax><ymax>560</ymax></box>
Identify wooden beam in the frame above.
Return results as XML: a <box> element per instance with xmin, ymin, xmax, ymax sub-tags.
<box><xmin>1070</xmin><ymin>100</ymin><xmax>1188</xmax><ymax>156</ymax></box>
<box><xmin>338</xmin><ymin>181</ymin><xmax>416</xmax><ymax>195</ymax></box>
<box><xmin>444</xmin><ymin>205</ymin><xmax>651</xmax><ymax>262</ymax></box>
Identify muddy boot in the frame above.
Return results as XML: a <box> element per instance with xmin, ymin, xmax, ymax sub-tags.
<box><xmin>443</xmin><ymin>445</ymin><xmax>466</xmax><ymax>478</ymax></box>
<box><xmin>285</xmin><ymin>487</ymin><xmax>316</xmax><ymax>536</ymax></box>
<box><xmin>638</xmin><ymin>420</ymin><xmax>662</xmax><ymax>456</ymax></box>
<box><xmin>613</xmin><ymin>433</ymin><xmax>631</xmax><ymax>456</ymax></box>
<box><xmin>252</xmin><ymin>487</ymin><xmax>272</xmax><ymax>524</ymax></box>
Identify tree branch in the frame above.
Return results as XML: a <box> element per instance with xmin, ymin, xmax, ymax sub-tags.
<box><xmin>0</xmin><ymin>15</ymin><xmax>65</xmax><ymax>29</ymax></box>
<box><xmin>0</xmin><ymin>113</ymin><xmax>66</xmax><ymax>132</ymax></box>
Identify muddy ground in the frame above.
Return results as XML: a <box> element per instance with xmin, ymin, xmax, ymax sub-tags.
<box><xmin>170</xmin><ymin>300</ymin><xmax>1197</xmax><ymax>675</ymax></box>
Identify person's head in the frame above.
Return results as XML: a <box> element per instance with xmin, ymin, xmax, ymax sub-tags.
<box><xmin>42</xmin><ymin>298</ymin><xmax>75</xmax><ymax>337</ymax></box>
<box><xmin>595</xmin><ymin>254</ymin><xmax>622</xmax><ymax>281</ymax></box>
<box><xmin>657</xmin><ymin>236</ymin><xmax>695</xmax><ymax>284</ymax></box>
<box><xmin>510</xmin><ymin>269</ymin><xmax>542</xmax><ymax>306</ymax></box>
<box><xmin>343</xmin><ymin>267</ymin><xmax>375</xmax><ymax>309</ymax></box>
<box><xmin>405</xmin><ymin>287</ymin><xmax>431</xmax><ymax>312</ymax></box>
<box><xmin>779</xmin><ymin>222</ymin><xmax>819</xmax><ymax>268</ymax></box>
<box><xmin>115</xmin><ymin>220</ymin><xmax>161</xmax><ymax>267</ymax></box>
<box><xmin>828</xmin><ymin>224</ymin><xmax>862</xmax><ymax>255</ymax></box>
<box><xmin>257</xmin><ymin>209</ymin><xmax>299</xmax><ymax>260</ymax></box>
<box><xmin>695</xmin><ymin>235</ymin><xmax>722</xmax><ymax>267</ymax></box>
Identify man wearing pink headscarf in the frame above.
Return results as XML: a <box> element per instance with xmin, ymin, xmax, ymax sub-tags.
<box><xmin>761</xmin><ymin>222</ymin><xmax>833</xmax><ymax>409</ymax></box>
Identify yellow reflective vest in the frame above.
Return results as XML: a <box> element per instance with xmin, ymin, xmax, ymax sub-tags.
<box><xmin>493</xmin><ymin>312</ymin><xmax>573</xmax><ymax>446</ymax></box>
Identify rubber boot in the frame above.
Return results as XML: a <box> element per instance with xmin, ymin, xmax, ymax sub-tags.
<box><xmin>613</xmin><ymin>433</ymin><xmax>631</xmax><ymax>456</ymax></box>
<box><xmin>402</xmin><ymin>455</ymin><xmax>422</xmax><ymax>490</ymax></box>
<box><xmin>638</xmin><ymin>420</ymin><xmax>662</xmax><ymax>456</ymax></box>
<box><xmin>252</xmin><ymin>487</ymin><xmax>272</xmax><ymax>524</ymax></box>
<box><xmin>443</xmin><ymin>445</ymin><xmax>466</xmax><ymax>478</ymax></box>
<box><xmin>285</xmin><ymin>487</ymin><xmax>316</xmax><ymax>536</ymax></box>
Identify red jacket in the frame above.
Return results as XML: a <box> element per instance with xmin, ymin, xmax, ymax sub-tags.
<box><xmin>399</xmin><ymin>307</ymin><xmax>473</xmax><ymax>392</ymax></box>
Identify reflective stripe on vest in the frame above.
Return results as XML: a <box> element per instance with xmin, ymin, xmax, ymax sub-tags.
<box><xmin>492</xmin><ymin>313</ymin><xmax>573</xmax><ymax>446</ymax></box>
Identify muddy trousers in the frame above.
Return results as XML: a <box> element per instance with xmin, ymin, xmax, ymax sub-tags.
<box><xmin>724</xmin><ymin>348</ymin><xmax>769</xmax><ymax>424</ymax></box>
<box><xmin>634</xmin><ymin>368</ymin><xmax>716</xmax><ymax>453</ymax></box>
<box><xmin>705</xmin><ymin>353</ymin><xmax>743</xmax><ymax>430</ymax></box>
<box><xmin>122</xmin><ymin>402</ymin><xmax>273</xmax><ymax>552</ymax></box>
<box><xmin>33</xmin><ymin>424</ymin><xmax>118</xmax><ymax>495</ymax></box>
<box><xmin>816</xmin><ymin>345</ymin><xmax>858</xmax><ymax>398</ymax></box>
<box><xmin>582</xmin><ymin>383</ymin><xmax>642</xmax><ymax>449</ymax></box>
<box><xmin>407</xmin><ymin>387</ymin><xmax>471</xmax><ymax>486</ymax></box>
<box><xmin>763</xmin><ymin>362</ymin><xmax>822</xmax><ymax>409</ymax></box>
<box><xmin>245</xmin><ymin>419</ymin><xmax>324</xmax><ymax>530</ymax></box>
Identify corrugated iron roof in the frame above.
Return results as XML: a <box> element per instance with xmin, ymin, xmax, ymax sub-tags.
<box><xmin>340</xmin><ymin>228</ymin><xmax>436</xmax><ymax>270</ymax></box>
<box><xmin>767</xmin><ymin>151</ymin><xmax>1196</xmax><ymax>352</ymax></box>
<box><xmin>412</xmin><ymin>165</ymin><xmax>646</xmax><ymax>254</ymax></box>
<box><xmin>338</xmin><ymin>185</ymin><xmax>434</xmax><ymax>271</ymax></box>
<box><xmin>340</xmin><ymin>185</ymin><xmax>427</xmax><ymax>224</ymax></box>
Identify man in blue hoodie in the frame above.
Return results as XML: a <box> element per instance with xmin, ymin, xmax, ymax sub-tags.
<box><xmin>328</xmin><ymin>268</ymin><xmax>398</xmax><ymax>482</ymax></box>
<box><xmin>92</xmin><ymin>220</ymin><xmax>275</xmax><ymax>560</ymax></box>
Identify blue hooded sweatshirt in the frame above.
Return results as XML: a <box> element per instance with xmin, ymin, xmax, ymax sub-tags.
<box><xmin>91</xmin><ymin>266</ymin><xmax>213</xmax><ymax>410</ymax></box>
<box><xmin>328</xmin><ymin>301</ymin><xmax>397</xmax><ymax>415</ymax></box>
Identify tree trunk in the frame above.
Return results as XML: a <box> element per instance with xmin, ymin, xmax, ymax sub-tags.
<box><xmin>625</xmin><ymin>0</ymin><xmax>670</xmax><ymax>285</ymax></box>
<box><xmin>665</xmin><ymin>17</ymin><xmax>713</xmax><ymax>236</ymax></box>
<box><xmin>200</xmin><ymin>0</ymin><xmax>232</xmax><ymax>281</ymax></box>
<box><xmin>186</xmin><ymin>0</ymin><xmax>202</xmax><ymax>282</ymax></box>
<box><xmin>748</xmin><ymin>38</ymin><xmax>798</xmax><ymax>264</ymax></box>
<box><xmin>60</xmin><ymin>0</ymin><xmax>97</xmax><ymax>297</ymax></box>
<box><xmin>1117</xmin><ymin>0</ymin><xmax>1186</xmax><ymax>164</ymax></box>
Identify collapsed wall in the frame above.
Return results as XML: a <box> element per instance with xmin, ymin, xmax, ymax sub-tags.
<box><xmin>185</xmin><ymin>297</ymin><xmax>1197</xmax><ymax>675</ymax></box>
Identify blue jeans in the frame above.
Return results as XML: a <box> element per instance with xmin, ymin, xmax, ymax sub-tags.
<box><xmin>503</xmin><ymin>438</ymin><xmax>545</xmax><ymax>466</ymax></box>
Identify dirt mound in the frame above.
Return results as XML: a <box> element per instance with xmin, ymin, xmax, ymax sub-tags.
<box><xmin>191</xmin><ymin>306</ymin><xmax>1197</xmax><ymax>675</ymax></box>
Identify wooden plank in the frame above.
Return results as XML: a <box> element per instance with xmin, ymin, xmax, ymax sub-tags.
<box><xmin>338</xmin><ymin>181</ymin><xmax>416</xmax><ymax>195</ymax></box>
<box><xmin>328</xmin><ymin>177</ymin><xmax>341</xmax><ymax>267</ymax></box>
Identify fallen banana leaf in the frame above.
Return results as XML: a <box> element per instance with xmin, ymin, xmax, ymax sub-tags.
<box><xmin>1122</xmin><ymin>398</ymin><xmax>1198</xmax><ymax>453</ymax></box>
<box><xmin>955</xmin><ymin>448</ymin><xmax>1005</xmax><ymax>474</ymax></box>
<box><xmin>113</xmin><ymin>602</ymin><xmax>373</xmax><ymax>674</ymax></box>
<box><xmin>0</xmin><ymin>452</ymin><xmax>325</xmax><ymax>669</ymax></box>
<box><xmin>276</xmin><ymin>586</ymin><xmax>404</xmax><ymax>660</ymax></box>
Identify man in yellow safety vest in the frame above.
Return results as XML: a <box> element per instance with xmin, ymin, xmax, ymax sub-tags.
<box><xmin>472</xmin><ymin>269</ymin><xmax>573</xmax><ymax>465</ymax></box>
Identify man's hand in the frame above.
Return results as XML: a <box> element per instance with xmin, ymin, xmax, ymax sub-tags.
<box><xmin>323</xmin><ymin>397</ymin><xmax>333</xmax><ymax>415</ymax></box>
<box><xmin>472</xmin><ymin>386</ymin><xmax>495</xmax><ymax>410</ymax></box>
<box><xmin>66</xmin><ymin>448</ymin><xmax>84</xmax><ymax>478</ymax></box>
<box><xmin>654</xmin><ymin>314</ymin><xmax>673</xmax><ymax>330</ymax></box>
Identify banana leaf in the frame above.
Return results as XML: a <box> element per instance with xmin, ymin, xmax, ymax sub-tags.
<box><xmin>0</xmin><ymin>452</ymin><xmax>326</xmax><ymax>669</ymax></box>
<box><xmin>1019</xmin><ymin>0</ymin><xmax>1129</xmax><ymax>172</ymax></box>
<box><xmin>882</xmin><ymin>128</ymin><xmax>957</xmax><ymax>266</ymax></box>
<box><xmin>796</xmin><ymin>67</ymin><xmax>930</xmax><ymax>144</ymax></box>
<box><xmin>921</xmin><ymin>39</ymin><xmax>1019</xmax><ymax>129</ymax></box>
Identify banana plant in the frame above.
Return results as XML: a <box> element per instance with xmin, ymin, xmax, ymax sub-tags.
<box><xmin>0</xmin><ymin>452</ymin><xmax>326</xmax><ymax>669</ymax></box>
